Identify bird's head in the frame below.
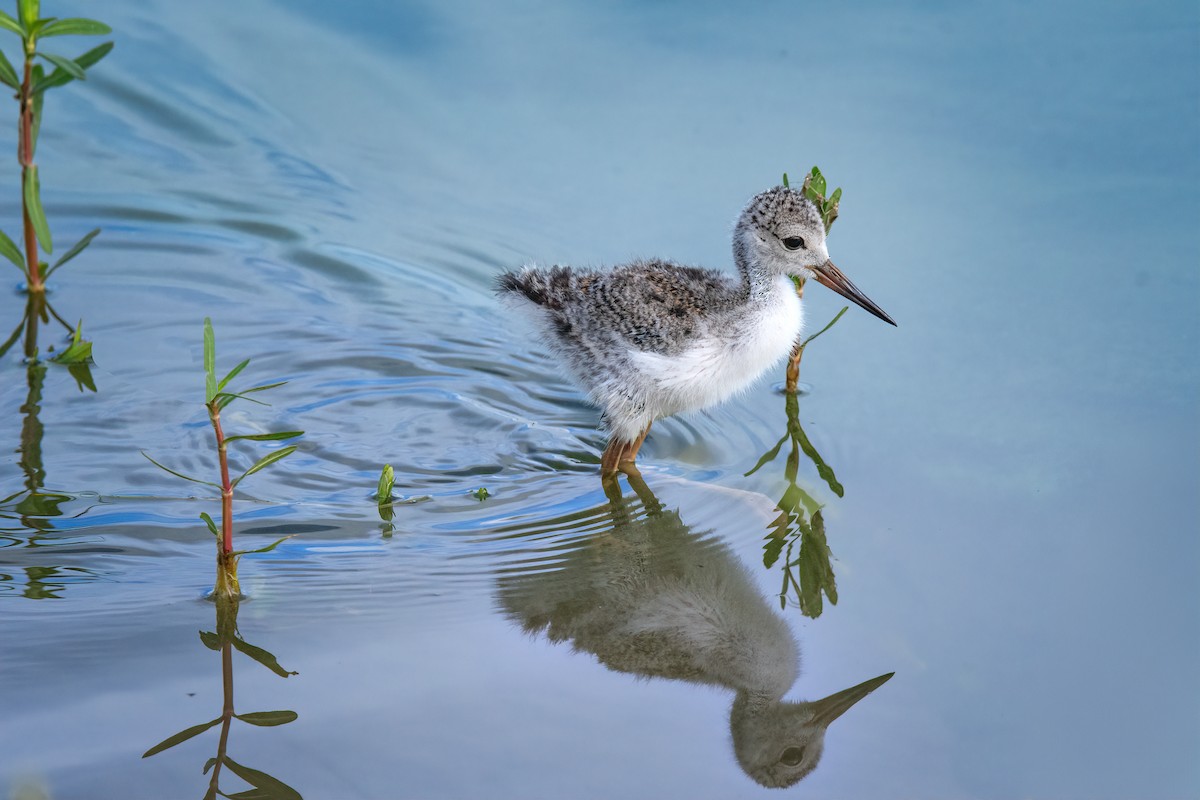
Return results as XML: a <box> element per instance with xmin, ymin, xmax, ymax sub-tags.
<box><xmin>730</xmin><ymin>671</ymin><xmax>894</xmax><ymax>787</ymax></box>
<box><xmin>735</xmin><ymin>186</ymin><xmax>896</xmax><ymax>326</ymax></box>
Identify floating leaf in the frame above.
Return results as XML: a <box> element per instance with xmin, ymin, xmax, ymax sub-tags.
<box><xmin>140</xmin><ymin>451</ymin><xmax>221</xmax><ymax>488</ymax></box>
<box><xmin>141</xmin><ymin>717</ymin><xmax>222</xmax><ymax>758</ymax></box>
<box><xmin>36</xmin><ymin>51</ymin><xmax>83</xmax><ymax>79</ymax></box>
<box><xmin>23</xmin><ymin>165</ymin><xmax>52</xmax><ymax>253</ymax></box>
<box><xmin>223</xmin><ymin>430</ymin><xmax>303</xmax><ymax>444</ymax></box>
<box><xmin>38</xmin><ymin>18</ymin><xmax>111</xmax><ymax>37</ymax></box>
<box><xmin>203</xmin><ymin>317</ymin><xmax>216</xmax><ymax>402</ymax></box>
<box><xmin>217</xmin><ymin>357</ymin><xmax>249</xmax><ymax>393</ymax></box>
<box><xmin>472</xmin><ymin>487</ymin><xmax>490</xmax><ymax>501</ymax></box>
<box><xmin>235</xmin><ymin>710</ymin><xmax>298</xmax><ymax>727</ymax></box>
<box><xmin>44</xmin><ymin>227</ymin><xmax>98</xmax><ymax>277</ymax></box>
<box><xmin>0</xmin><ymin>229</ymin><xmax>26</xmax><ymax>274</ymax></box>
<box><xmin>230</xmin><ymin>636</ymin><xmax>297</xmax><ymax>678</ymax></box>
<box><xmin>200</xmin><ymin>512</ymin><xmax>220</xmax><ymax>538</ymax></box>
<box><xmin>231</xmin><ymin>446</ymin><xmax>297</xmax><ymax>487</ymax></box>
<box><xmin>0</xmin><ymin>49</ymin><xmax>17</xmax><ymax>87</ymax></box>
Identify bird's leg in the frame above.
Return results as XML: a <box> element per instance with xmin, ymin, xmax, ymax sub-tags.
<box><xmin>621</xmin><ymin>422</ymin><xmax>652</xmax><ymax>463</ymax></box>
<box><xmin>600</xmin><ymin>437</ymin><xmax>630</xmax><ymax>480</ymax></box>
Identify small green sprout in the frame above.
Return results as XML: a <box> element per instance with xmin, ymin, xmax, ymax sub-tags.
<box><xmin>471</xmin><ymin>487</ymin><xmax>490</xmax><ymax>501</ymax></box>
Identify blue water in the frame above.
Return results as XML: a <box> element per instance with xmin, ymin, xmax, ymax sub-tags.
<box><xmin>1</xmin><ymin>1</ymin><xmax>1197</xmax><ymax>797</ymax></box>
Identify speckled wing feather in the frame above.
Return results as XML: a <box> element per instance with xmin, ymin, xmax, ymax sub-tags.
<box><xmin>497</xmin><ymin>260</ymin><xmax>741</xmax><ymax>356</ymax></box>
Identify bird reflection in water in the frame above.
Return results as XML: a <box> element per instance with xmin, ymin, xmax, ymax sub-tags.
<box><xmin>497</xmin><ymin>477</ymin><xmax>892</xmax><ymax>787</ymax></box>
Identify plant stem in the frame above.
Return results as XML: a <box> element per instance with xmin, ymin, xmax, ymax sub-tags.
<box><xmin>785</xmin><ymin>278</ymin><xmax>807</xmax><ymax>392</ymax></box>
<box><xmin>208</xmin><ymin>400</ymin><xmax>240</xmax><ymax>597</ymax></box>
<box><xmin>18</xmin><ymin>49</ymin><xmax>41</xmax><ymax>293</ymax></box>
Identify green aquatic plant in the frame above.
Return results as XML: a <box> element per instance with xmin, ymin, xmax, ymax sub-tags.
<box><xmin>746</xmin><ymin>390</ymin><xmax>842</xmax><ymax>618</ymax></box>
<box><xmin>142</xmin><ymin>593</ymin><xmax>301</xmax><ymax>799</ymax></box>
<box><xmin>472</xmin><ymin>486</ymin><xmax>490</xmax><ymax>501</ymax></box>
<box><xmin>0</xmin><ymin>1</ymin><xmax>111</xmax><ymax>294</ymax></box>
<box><xmin>143</xmin><ymin>318</ymin><xmax>302</xmax><ymax>598</ymax></box>
<box><xmin>780</xmin><ymin>166</ymin><xmax>845</xmax><ymax>393</ymax></box>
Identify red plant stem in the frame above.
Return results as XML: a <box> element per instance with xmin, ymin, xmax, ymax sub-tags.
<box><xmin>18</xmin><ymin>51</ymin><xmax>41</xmax><ymax>293</ymax></box>
<box><xmin>208</xmin><ymin>402</ymin><xmax>234</xmax><ymax>555</ymax></box>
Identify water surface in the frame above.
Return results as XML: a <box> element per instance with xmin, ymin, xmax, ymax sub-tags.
<box><xmin>1</xmin><ymin>1</ymin><xmax>1197</xmax><ymax>797</ymax></box>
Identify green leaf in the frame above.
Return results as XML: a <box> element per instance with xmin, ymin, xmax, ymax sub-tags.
<box><xmin>198</xmin><ymin>630</ymin><xmax>220</xmax><ymax>651</ymax></box>
<box><xmin>203</xmin><ymin>317</ymin><xmax>216</xmax><ymax>403</ymax></box>
<box><xmin>203</xmin><ymin>757</ymin><xmax>219</xmax><ymax>775</ymax></box>
<box><xmin>221</xmin><ymin>757</ymin><xmax>303</xmax><ymax>800</ymax></box>
<box><xmin>800</xmin><ymin>306</ymin><xmax>849</xmax><ymax>348</ymax></box>
<box><xmin>829</xmin><ymin>187</ymin><xmax>842</xmax><ymax>205</ymax></box>
<box><xmin>140</xmin><ymin>451</ymin><xmax>221</xmax><ymax>488</ymax></box>
<box><xmin>240</xmin><ymin>380</ymin><xmax>287</xmax><ymax>394</ymax></box>
<box><xmin>377</xmin><ymin>463</ymin><xmax>394</xmax><ymax>501</ymax></box>
<box><xmin>0</xmin><ymin>48</ymin><xmax>18</xmax><ymax>87</ymax></box>
<box><xmin>28</xmin><ymin>17</ymin><xmax>54</xmax><ymax>37</ymax></box>
<box><xmin>0</xmin><ymin>229</ymin><xmax>26</xmax><ymax>273</ymax></box>
<box><xmin>235</xmin><ymin>710</ymin><xmax>297</xmax><ymax>727</ymax></box>
<box><xmin>36</xmin><ymin>52</ymin><xmax>84</xmax><ymax>79</ymax></box>
<box><xmin>73</xmin><ymin>40</ymin><xmax>112</xmax><ymax>69</ymax></box>
<box><xmin>231</xmin><ymin>446</ymin><xmax>297</xmax><ymax>487</ymax></box>
<box><xmin>472</xmin><ymin>487</ymin><xmax>490</xmax><ymax>501</ymax></box>
<box><xmin>38</xmin><ymin>18</ymin><xmax>111</xmax><ymax>37</ymax></box>
<box><xmin>44</xmin><ymin>227</ymin><xmax>98</xmax><ymax>277</ymax></box>
<box><xmin>809</xmin><ymin>166</ymin><xmax>826</xmax><ymax>197</ymax></box>
<box><xmin>141</xmin><ymin>717</ymin><xmax>222</xmax><ymax>758</ymax></box>
<box><xmin>17</xmin><ymin>0</ymin><xmax>37</xmax><ymax>31</ymax></box>
<box><xmin>34</xmin><ymin>40</ymin><xmax>111</xmax><ymax>93</ymax></box>
<box><xmin>214</xmin><ymin>391</ymin><xmax>268</xmax><ymax>411</ymax></box>
<box><xmin>23</xmin><ymin>165</ymin><xmax>52</xmax><ymax>253</ymax></box>
<box><xmin>0</xmin><ymin>11</ymin><xmax>23</xmax><ymax>36</ymax></box>
<box><xmin>230</xmin><ymin>636</ymin><xmax>297</xmax><ymax>678</ymax></box>
<box><xmin>224</xmin><ymin>431</ymin><xmax>303</xmax><ymax>444</ymax></box>
<box><xmin>781</xmin><ymin>172</ymin><xmax>789</xmax><ymax>189</ymax></box>
<box><xmin>200</xmin><ymin>512</ymin><xmax>220</xmax><ymax>538</ymax></box>
<box><xmin>230</xmin><ymin>534</ymin><xmax>293</xmax><ymax>557</ymax></box>
<box><xmin>217</xmin><ymin>357</ymin><xmax>249</xmax><ymax>393</ymax></box>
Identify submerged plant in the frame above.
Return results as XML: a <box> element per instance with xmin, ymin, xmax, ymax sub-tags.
<box><xmin>0</xmin><ymin>1</ymin><xmax>111</xmax><ymax>294</ymax></box>
<box><xmin>144</xmin><ymin>318</ymin><xmax>302</xmax><ymax>598</ymax></box>
<box><xmin>780</xmin><ymin>166</ymin><xmax>846</xmax><ymax>392</ymax></box>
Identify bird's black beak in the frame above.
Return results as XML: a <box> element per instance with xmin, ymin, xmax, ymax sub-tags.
<box><xmin>809</xmin><ymin>672</ymin><xmax>895</xmax><ymax>726</ymax></box>
<box><xmin>812</xmin><ymin>260</ymin><xmax>896</xmax><ymax>326</ymax></box>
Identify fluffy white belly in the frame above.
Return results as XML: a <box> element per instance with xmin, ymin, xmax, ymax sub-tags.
<box><xmin>631</xmin><ymin>278</ymin><xmax>803</xmax><ymax>415</ymax></box>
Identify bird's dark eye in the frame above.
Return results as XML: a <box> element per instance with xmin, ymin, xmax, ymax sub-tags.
<box><xmin>782</xmin><ymin>237</ymin><xmax>806</xmax><ymax>251</ymax></box>
<box><xmin>780</xmin><ymin>746</ymin><xmax>806</xmax><ymax>766</ymax></box>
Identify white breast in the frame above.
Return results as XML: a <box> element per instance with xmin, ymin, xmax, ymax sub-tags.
<box><xmin>631</xmin><ymin>276</ymin><xmax>803</xmax><ymax>416</ymax></box>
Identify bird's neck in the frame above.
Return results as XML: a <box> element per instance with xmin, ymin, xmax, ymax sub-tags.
<box><xmin>732</xmin><ymin>228</ymin><xmax>781</xmax><ymax>303</ymax></box>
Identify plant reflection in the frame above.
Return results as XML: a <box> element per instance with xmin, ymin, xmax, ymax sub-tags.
<box><xmin>142</xmin><ymin>593</ymin><xmax>302</xmax><ymax>800</ymax></box>
<box><xmin>746</xmin><ymin>389</ymin><xmax>843</xmax><ymax>618</ymax></box>
<box><xmin>0</xmin><ymin>292</ymin><xmax>94</xmax><ymax>552</ymax></box>
<box><xmin>497</xmin><ymin>478</ymin><xmax>892</xmax><ymax>788</ymax></box>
